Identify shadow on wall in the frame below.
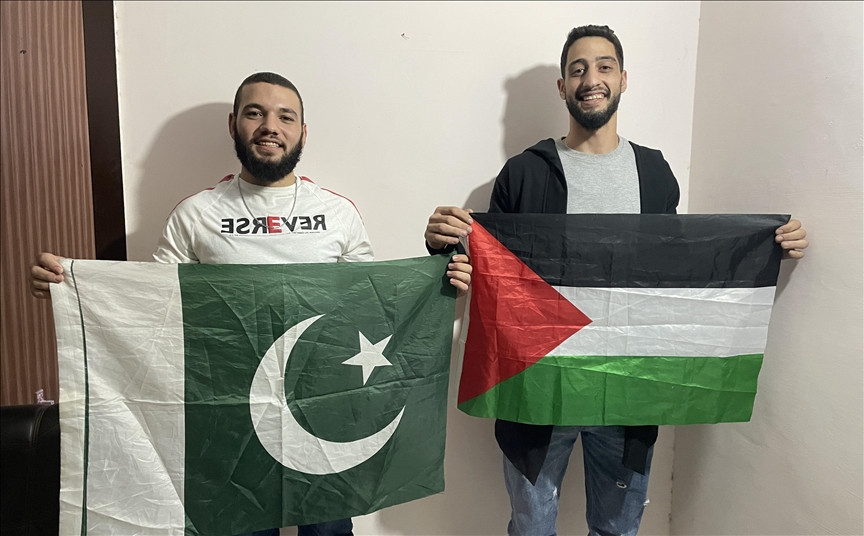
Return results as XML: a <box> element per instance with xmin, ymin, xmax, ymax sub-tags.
<box><xmin>374</xmin><ymin>64</ymin><xmax>586</xmax><ymax>536</ymax></box>
<box><xmin>463</xmin><ymin>64</ymin><xmax>569</xmax><ymax>215</ymax></box>
<box><xmin>127</xmin><ymin>103</ymin><xmax>238</xmax><ymax>260</ymax></box>
<box><xmin>501</xmin><ymin>64</ymin><xmax>569</xmax><ymax>161</ymax></box>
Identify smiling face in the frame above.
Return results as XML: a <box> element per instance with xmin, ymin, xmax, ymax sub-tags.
<box><xmin>229</xmin><ymin>82</ymin><xmax>307</xmax><ymax>186</ymax></box>
<box><xmin>558</xmin><ymin>36</ymin><xmax>627</xmax><ymax>132</ymax></box>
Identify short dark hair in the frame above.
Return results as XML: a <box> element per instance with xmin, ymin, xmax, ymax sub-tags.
<box><xmin>560</xmin><ymin>25</ymin><xmax>624</xmax><ymax>77</ymax></box>
<box><xmin>232</xmin><ymin>72</ymin><xmax>305</xmax><ymax>123</ymax></box>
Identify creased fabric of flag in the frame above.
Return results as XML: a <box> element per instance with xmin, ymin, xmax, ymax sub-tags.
<box><xmin>457</xmin><ymin>213</ymin><xmax>787</xmax><ymax>426</ymax></box>
<box><xmin>51</xmin><ymin>256</ymin><xmax>455</xmax><ymax>535</ymax></box>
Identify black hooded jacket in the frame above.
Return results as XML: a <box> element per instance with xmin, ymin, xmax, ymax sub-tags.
<box><xmin>489</xmin><ymin>137</ymin><xmax>679</xmax><ymax>214</ymax></box>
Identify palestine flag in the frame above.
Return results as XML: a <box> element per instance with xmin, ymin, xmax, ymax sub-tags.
<box><xmin>50</xmin><ymin>256</ymin><xmax>455</xmax><ymax>535</ymax></box>
<box><xmin>457</xmin><ymin>213</ymin><xmax>787</xmax><ymax>426</ymax></box>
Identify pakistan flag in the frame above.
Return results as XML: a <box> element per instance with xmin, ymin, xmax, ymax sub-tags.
<box><xmin>50</xmin><ymin>256</ymin><xmax>456</xmax><ymax>536</ymax></box>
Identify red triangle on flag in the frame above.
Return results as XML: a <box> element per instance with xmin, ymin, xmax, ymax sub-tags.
<box><xmin>458</xmin><ymin>222</ymin><xmax>592</xmax><ymax>404</ymax></box>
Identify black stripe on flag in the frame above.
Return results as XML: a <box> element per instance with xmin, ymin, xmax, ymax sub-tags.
<box><xmin>472</xmin><ymin>213</ymin><xmax>788</xmax><ymax>288</ymax></box>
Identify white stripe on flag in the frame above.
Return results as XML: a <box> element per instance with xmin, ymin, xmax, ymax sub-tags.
<box><xmin>551</xmin><ymin>286</ymin><xmax>776</xmax><ymax>357</ymax></box>
<box><xmin>52</xmin><ymin>260</ymin><xmax>186</xmax><ymax>535</ymax></box>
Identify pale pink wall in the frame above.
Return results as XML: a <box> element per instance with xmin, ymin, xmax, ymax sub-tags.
<box><xmin>114</xmin><ymin>2</ymin><xmax>702</xmax><ymax>534</ymax></box>
<box><xmin>673</xmin><ymin>2</ymin><xmax>864</xmax><ymax>534</ymax></box>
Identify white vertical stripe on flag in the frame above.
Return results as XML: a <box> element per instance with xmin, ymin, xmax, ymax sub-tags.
<box><xmin>551</xmin><ymin>286</ymin><xmax>776</xmax><ymax>357</ymax></box>
<box><xmin>52</xmin><ymin>260</ymin><xmax>186</xmax><ymax>535</ymax></box>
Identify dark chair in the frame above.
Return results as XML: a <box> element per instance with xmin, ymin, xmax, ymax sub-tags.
<box><xmin>0</xmin><ymin>404</ymin><xmax>60</xmax><ymax>535</ymax></box>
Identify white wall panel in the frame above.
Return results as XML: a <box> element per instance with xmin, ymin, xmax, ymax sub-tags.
<box><xmin>115</xmin><ymin>2</ymin><xmax>701</xmax><ymax>534</ymax></box>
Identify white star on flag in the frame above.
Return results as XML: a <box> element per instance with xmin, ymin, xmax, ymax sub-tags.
<box><xmin>342</xmin><ymin>333</ymin><xmax>393</xmax><ymax>384</ymax></box>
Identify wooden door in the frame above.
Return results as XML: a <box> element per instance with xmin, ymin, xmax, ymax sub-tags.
<box><xmin>0</xmin><ymin>0</ymin><xmax>124</xmax><ymax>406</ymax></box>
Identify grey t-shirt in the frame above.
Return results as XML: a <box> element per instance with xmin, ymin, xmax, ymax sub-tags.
<box><xmin>556</xmin><ymin>136</ymin><xmax>640</xmax><ymax>214</ymax></box>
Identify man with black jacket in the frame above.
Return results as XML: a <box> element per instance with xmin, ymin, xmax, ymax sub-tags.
<box><xmin>425</xmin><ymin>24</ymin><xmax>808</xmax><ymax>536</ymax></box>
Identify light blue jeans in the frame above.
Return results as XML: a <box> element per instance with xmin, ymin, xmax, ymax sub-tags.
<box><xmin>503</xmin><ymin>426</ymin><xmax>652</xmax><ymax>536</ymax></box>
<box><xmin>236</xmin><ymin>518</ymin><xmax>353</xmax><ymax>536</ymax></box>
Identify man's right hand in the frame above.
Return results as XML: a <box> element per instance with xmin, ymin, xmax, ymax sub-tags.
<box><xmin>424</xmin><ymin>206</ymin><xmax>474</xmax><ymax>251</ymax></box>
<box><xmin>30</xmin><ymin>252</ymin><xmax>65</xmax><ymax>299</ymax></box>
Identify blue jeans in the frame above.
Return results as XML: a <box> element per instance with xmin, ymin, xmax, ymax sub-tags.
<box><xmin>503</xmin><ymin>426</ymin><xmax>652</xmax><ymax>536</ymax></box>
<box><xmin>236</xmin><ymin>518</ymin><xmax>353</xmax><ymax>536</ymax></box>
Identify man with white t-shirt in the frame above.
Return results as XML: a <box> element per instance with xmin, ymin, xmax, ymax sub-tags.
<box><xmin>31</xmin><ymin>71</ymin><xmax>472</xmax><ymax>536</ymax></box>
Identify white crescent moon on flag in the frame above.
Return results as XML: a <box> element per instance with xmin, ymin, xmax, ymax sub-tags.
<box><xmin>249</xmin><ymin>314</ymin><xmax>405</xmax><ymax>475</ymax></box>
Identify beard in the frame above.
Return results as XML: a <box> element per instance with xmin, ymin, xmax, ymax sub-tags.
<box><xmin>566</xmin><ymin>88</ymin><xmax>622</xmax><ymax>131</ymax></box>
<box><xmin>233</xmin><ymin>131</ymin><xmax>304</xmax><ymax>184</ymax></box>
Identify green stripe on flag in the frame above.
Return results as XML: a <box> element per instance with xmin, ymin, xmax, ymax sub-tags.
<box><xmin>180</xmin><ymin>257</ymin><xmax>455</xmax><ymax>533</ymax></box>
<box><xmin>458</xmin><ymin>354</ymin><xmax>764</xmax><ymax>425</ymax></box>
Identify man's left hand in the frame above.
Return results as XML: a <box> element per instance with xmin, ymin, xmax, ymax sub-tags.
<box><xmin>447</xmin><ymin>253</ymin><xmax>472</xmax><ymax>295</ymax></box>
<box><xmin>776</xmin><ymin>218</ymin><xmax>809</xmax><ymax>259</ymax></box>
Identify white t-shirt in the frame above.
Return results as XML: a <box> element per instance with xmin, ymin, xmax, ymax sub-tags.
<box><xmin>153</xmin><ymin>175</ymin><xmax>373</xmax><ymax>264</ymax></box>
